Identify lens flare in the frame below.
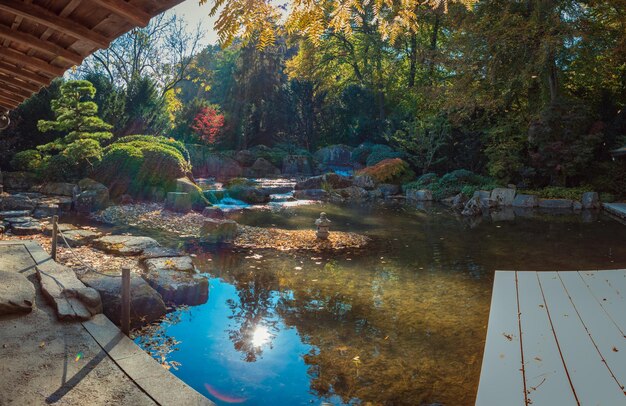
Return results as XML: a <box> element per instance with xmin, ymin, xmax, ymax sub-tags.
<box><xmin>74</xmin><ymin>352</ymin><xmax>83</xmax><ymax>362</ymax></box>
<box><xmin>204</xmin><ymin>383</ymin><xmax>247</xmax><ymax>403</ymax></box>
<box><xmin>251</xmin><ymin>325</ymin><xmax>271</xmax><ymax>347</ymax></box>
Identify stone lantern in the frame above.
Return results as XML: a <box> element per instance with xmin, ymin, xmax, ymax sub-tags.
<box><xmin>315</xmin><ymin>212</ymin><xmax>331</xmax><ymax>240</ymax></box>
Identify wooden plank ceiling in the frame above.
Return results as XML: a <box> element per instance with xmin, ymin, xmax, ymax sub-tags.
<box><xmin>0</xmin><ymin>0</ymin><xmax>185</xmax><ymax>111</ymax></box>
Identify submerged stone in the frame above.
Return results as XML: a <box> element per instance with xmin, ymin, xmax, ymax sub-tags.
<box><xmin>93</xmin><ymin>235</ymin><xmax>160</xmax><ymax>256</ymax></box>
<box><xmin>200</xmin><ymin>219</ymin><xmax>238</xmax><ymax>243</ymax></box>
<box><xmin>142</xmin><ymin>256</ymin><xmax>208</xmax><ymax>306</ymax></box>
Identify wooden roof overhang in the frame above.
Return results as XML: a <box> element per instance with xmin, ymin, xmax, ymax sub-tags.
<box><xmin>0</xmin><ymin>0</ymin><xmax>185</xmax><ymax>112</ymax></box>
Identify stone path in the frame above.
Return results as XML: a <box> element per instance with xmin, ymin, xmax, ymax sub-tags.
<box><xmin>0</xmin><ymin>241</ymin><xmax>213</xmax><ymax>406</ymax></box>
<box><xmin>604</xmin><ymin>202</ymin><xmax>626</xmax><ymax>220</ymax></box>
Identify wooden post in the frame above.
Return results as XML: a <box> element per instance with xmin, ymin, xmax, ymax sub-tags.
<box><xmin>51</xmin><ymin>215</ymin><xmax>58</xmax><ymax>261</ymax></box>
<box><xmin>121</xmin><ymin>267</ymin><xmax>131</xmax><ymax>336</ymax></box>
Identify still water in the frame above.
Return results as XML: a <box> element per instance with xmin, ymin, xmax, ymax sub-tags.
<box><xmin>134</xmin><ymin>202</ymin><xmax>626</xmax><ymax>405</ymax></box>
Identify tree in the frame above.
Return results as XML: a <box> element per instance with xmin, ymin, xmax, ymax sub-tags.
<box><xmin>191</xmin><ymin>106</ymin><xmax>225</xmax><ymax>145</ymax></box>
<box><xmin>37</xmin><ymin>80</ymin><xmax>112</xmax><ymax>178</ymax></box>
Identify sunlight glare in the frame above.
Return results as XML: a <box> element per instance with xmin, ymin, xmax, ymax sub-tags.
<box><xmin>251</xmin><ymin>325</ymin><xmax>271</xmax><ymax>347</ymax></box>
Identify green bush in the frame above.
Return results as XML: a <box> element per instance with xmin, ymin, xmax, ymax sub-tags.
<box><xmin>357</xmin><ymin>158</ymin><xmax>415</xmax><ymax>184</ymax></box>
<box><xmin>10</xmin><ymin>150</ymin><xmax>43</xmax><ymax>172</ymax></box>
<box><xmin>351</xmin><ymin>143</ymin><xmax>374</xmax><ymax>165</ymax></box>
<box><xmin>365</xmin><ymin>144</ymin><xmax>402</xmax><ymax>166</ymax></box>
<box><xmin>41</xmin><ymin>153</ymin><xmax>77</xmax><ymax>182</ymax></box>
<box><xmin>250</xmin><ymin>145</ymin><xmax>289</xmax><ymax>167</ymax></box>
<box><xmin>116</xmin><ymin>135</ymin><xmax>190</xmax><ymax>163</ymax></box>
<box><xmin>404</xmin><ymin>169</ymin><xmax>500</xmax><ymax>200</ymax></box>
<box><xmin>520</xmin><ymin>187</ymin><xmax>588</xmax><ymax>201</ymax></box>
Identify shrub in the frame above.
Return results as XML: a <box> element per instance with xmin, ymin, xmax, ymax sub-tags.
<box><xmin>250</xmin><ymin>145</ymin><xmax>288</xmax><ymax>167</ymax></box>
<box><xmin>520</xmin><ymin>187</ymin><xmax>588</xmax><ymax>201</ymax></box>
<box><xmin>41</xmin><ymin>154</ymin><xmax>77</xmax><ymax>182</ymax></box>
<box><xmin>351</xmin><ymin>143</ymin><xmax>374</xmax><ymax>165</ymax></box>
<box><xmin>357</xmin><ymin>158</ymin><xmax>415</xmax><ymax>184</ymax></box>
<box><xmin>403</xmin><ymin>169</ymin><xmax>500</xmax><ymax>200</ymax></box>
<box><xmin>10</xmin><ymin>150</ymin><xmax>43</xmax><ymax>172</ymax></box>
<box><xmin>116</xmin><ymin>135</ymin><xmax>190</xmax><ymax>163</ymax></box>
<box><xmin>365</xmin><ymin>144</ymin><xmax>402</xmax><ymax>166</ymax></box>
<box><xmin>63</xmin><ymin>138</ymin><xmax>103</xmax><ymax>175</ymax></box>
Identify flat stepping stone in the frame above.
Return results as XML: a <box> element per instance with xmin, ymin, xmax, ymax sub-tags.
<box><xmin>10</xmin><ymin>220</ymin><xmax>42</xmax><ymax>235</ymax></box>
<box><xmin>0</xmin><ymin>270</ymin><xmax>35</xmax><ymax>315</ymax></box>
<box><xmin>92</xmin><ymin>235</ymin><xmax>160</xmax><ymax>256</ymax></box>
<box><xmin>0</xmin><ymin>210</ymin><xmax>31</xmax><ymax>219</ymax></box>
<box><xmin>80</xmin><ymin>272</ymin><xmax>166</xmax><ymax>327</ymax></box>
<box><xmin>140</xmin><ymin>246</ymin><xmax>185</xmax><ymax>259</ymax></box>
<box><xmin>56</xmin><ymin>229</ymin><xmax>101</xmax><ymax>247</ymax></box>
<box><xmin>43</xmin><ymin>223</ymin><xmax>77</xmax><ymax>236</ymax></box>
<box><xmin>5</xmin><ymin>216</ymin><xmax>33</xmax><ymax>224</ymax></box>
<box><xmin>141</xmin><ymin>256</ymin><xmax>208</xmax><ymax>306</ymax></box>
<box><xmin>37</xmin><ymin>261</ymin><xmax>102</xmax><ymax>321</ymax></box>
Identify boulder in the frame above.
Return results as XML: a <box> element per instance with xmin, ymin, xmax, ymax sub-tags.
<box><xmin>141</xmin><ymin>256</ymin><xmax>208</xmax><ymax>305</ymax></box>
<box><xmin>175</xmin><ymin>177</ymin><xmax>208</xmax><ymax>210</ymax></box>
<box><xmin>0</xmin><ymin>210</ymin><xmax>31</xmax><ymax>219</ymax></box>
<box><xmin>295</xmin><ymin>176</ymin><xmax>323</xmax><ymax>190</ymax></box>
<box><xmin>581</xmin><ymin>192</ymin><xmax>600</xmax><ymax>210</ymax></box>
<box><xmin>451</xmin><ymin>193</ymin><xmax>468</xmax><ymax>210</ymax></box>
<box><xmin>323</xmin><ymin>173</ymin><xmax>352</xmax><ymax>189</ymax></box>
<box><xmin>43</xmin><ymin>223</ymin><xmax>77</xmax><ymax>236</ymax></box>
<box><xmin>2</xmin><ymin>171</ymin><xmax>39</xmax><ymax>192</ymax></box>
<box><xmin>368</xmin><ymin>189</ymin><xmax>383</xmax><ymax>200</ymax></box>
<box><xmin>164</xmin><ymin>192</ymin><xmax>192</xmax><ymax>213</ymax></box>
<box><xmin>336</xmin><ymin>186</ymin><xmax>369</xmax><ymax>200</ymax></box>
<box><xmin>0</xmin><ymin>194</ymin><xmax>37</xmax><ymax>211</ymax></box>
<box><xmin>473</xmin><ymin>190</ymin><xmax>491</xmax><ymax>200</ymax></box>
<box><xmin>314</xmin><ymin>145</ymin><xmax>352</xmax><ymax>166</ymax></box>
<box><xmin>461</xmin><ymin>196</ymin><xmax>483</xmax><ymax>217</ymax></box>
<box><xmin>187</xmin><ymin>147</ymin><xmax>243</xmax><ymax>180</ymax></box>
<box><xmin>202</xmin><ymin>206</ymin><xmax>226</xmax><ymax>219</ymax></box>
<box><xmin>32</xmin><ymin>203</ymin><xmax>59</xmax><ymax>218</ymax></box>
<box><xmin>39</xmin><ymin>182</ymin><xmax>76</xmax><ymax>196</ymax></box>
<box><xmin>199</xmin><ymin>219</ymin><xmax>238</xmax><ymax>243</ymax></box>
<box><xmin>512</xmin><ymin>194</ymin><xmax>539</xmax><ymax>208</ymax></box>
<box><xmin>140</xmin><ymin>246</ymin><xmax>185</xmax><ymax>260</ymax></box>
<box><xmin>56</xmin><ymin>229</ymin><xmax>101</xmax><ymax>247</ymax></box>
<box><xmin>538</xmin><ymin>199</ymin><xmax>573</xmax><ymax>209</ymax></box>
<box><xmin>490</xmin><ymin>188</ymin><xmax>516</xmax><ymax>206</ymax></box>
<box><xmin>282</xmin><ymin>155</ymin><xmax>312</xmax><ymax>175</ymax></box>
<box><xmin>0</xmin><ymin>271</ymin><xmax>35</xmax><ymax>315</ymax></box>
<box><xmin>93</xmin><ymin>235</ymin><xmax>160</xmax><ymax>256</ymax></box>
<box><xmin>79</xmin><ymin>272</ymin><xmax>166</xmax><ymax>327</ymax></box>
<box><xmin>10</xmin><ymin>219</ymin><xmax>42</xmax><ymax>235</ymax></box>
<box><xmin>227</xmin><ymin>186</ymin><xmax>271</xmax><ymax>204</ymax></box>
<box><xmin>234</xmin><ymin>150</ymin><xmax>257</xmax><ymax>167</ymax></box>
<box><xmin>378</xmin><ymin>184</ymin><xmax>401</xmax><ymax>197</ymax></box>
<box><xmin>247</xmin><ymin>158</ymin><xmax>281</xmax><ymax>177</ymax></box>
<box><xmin>293</xmin><ymin>189</ymin><xmax>328</xmax><ymax>200</ymax></box>
<box><xmin>74</xmin><ymin>178</ymin><xmax>109</xmax><ymax>213</ymax></box>
<box><xmin>353</xmin><ymin>175</ymin><xmax>376</xmax><ymax>190</ymax></box>
<box><xmin>406</xmin><ymin>189</ymin><xmax>433</xmax><ymax>201</ymax></box>
<box><xmin>39</xmin><ymin>196</ymin><xmax>72</xmax><ymax>212</ymax></box>
<box><xmin>573</xmin><ymin>201</ymin><xmax>583</xmax><ymax>211</ymax></box>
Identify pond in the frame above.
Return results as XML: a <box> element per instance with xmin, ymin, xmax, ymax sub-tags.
<box><xmin>133</xmin><ymin>201</ymin><xmax>626</xmax><ymax>405</ymax></box>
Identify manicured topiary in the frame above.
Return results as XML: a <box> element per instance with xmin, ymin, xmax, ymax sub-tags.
<box><xmin>365</xmin><ymin>144</ymin><xmax>403</xmax><ymax>166</ymax></box>
<box><xmin>350</xmin><ymin>143</ymin><xmax>374</xmax><ymax>165</ymax></box>
<box><xmin>116</xmin><ymin>135</ymin><xmax>190</xmax><ymax>163</ymax></box>
<box><xmin>357</xmin><ymin>158</ymin><xmax>415</xmax><ymax>184</ymax></box>
<box><xmin>10</xmin><ymin>149</ymin><xmax>43</xmax><ymax>172</ymax></box>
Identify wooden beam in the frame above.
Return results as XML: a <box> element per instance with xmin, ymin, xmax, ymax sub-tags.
<box><xmin>0</xmin><ymin>60</ymin><xmax>50</xmax><ymax>87</ymax></box>
<box><xmin>0</xmin><ymin>47</ymin><xmax>66</xmax><ymax>77</ymax></box>
<box><xmin>0</xmin><ymin>89</ymin><xmax>24</xmax><ymax>104</ymax></box>
<box><xmin>0</xmin><ymin>73</ymin><xmax>43</xmax><ymax>94</ymax></box>
<box><xmin>0</xmin><ymin>0</ymin><xmax>110</xmax><ymax>49</ymax></box>
<box><xmin>90</xmin><ymin>0</ymin><xmax>151</xmax><ymax>27</ymax></box>
<box><xmin>0</xmin><ymin>24</ymin><xmax>83</xmax><ymax>65</ymax></box>
<box><xmin>0</xmin><ymin>78</ymin><xmax>35</xmax><ymax>98</ymax></box>
<box><xmin>0</xmin><ymin>95</ymin><xmax>20</xmax><ymax>109</ymax></box>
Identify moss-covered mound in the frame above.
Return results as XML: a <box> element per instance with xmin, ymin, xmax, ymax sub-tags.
<box><xmin>357</xmin><ymin>158</ymin><xmax>415</xmax><ymax>184</ymax></box>
<box><xmin>95</xmin><ymin>135</ymin><xmax>192</xmax><ymax>199</ymax></box>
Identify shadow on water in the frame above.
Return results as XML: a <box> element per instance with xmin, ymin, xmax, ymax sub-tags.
<box><xmin>131</xmin><ymin>202</ymin><xmax>626</xmax><ymax>405</ymax></box>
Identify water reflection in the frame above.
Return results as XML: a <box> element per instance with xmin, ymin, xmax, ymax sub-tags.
<box><xmin>136</xmin><ymin>203</ymin><xmax>626</xmax><ymax>405</ymax></box>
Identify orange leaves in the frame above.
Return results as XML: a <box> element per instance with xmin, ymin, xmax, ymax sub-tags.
<box><xmin>357</xmin><ymin>158</ymin><xmax>415</xmax><ymax>184</ymax></box>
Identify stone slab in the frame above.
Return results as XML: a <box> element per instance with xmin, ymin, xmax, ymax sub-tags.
<box><xmin>0</xmin><ymin>270</ymin><xmax>35</xmax><ymax>315</ymax></box>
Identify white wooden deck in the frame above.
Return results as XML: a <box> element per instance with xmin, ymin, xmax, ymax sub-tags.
<box><xmin>476</xmin><ymin>270</ymin><xmax>626</xmax><ymax>406</ymax></box>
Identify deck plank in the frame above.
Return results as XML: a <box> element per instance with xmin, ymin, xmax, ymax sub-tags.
<box><xmin>578</xmin><ymin>270</ymin><xmax>626</xmax><ymax>336</ymax></box>
<box><xmin>516</xmin><ymin>272</ymin><xmax>577</xmax><ymax>405</ymax></box>
<box><xmin>537</xmin><ymin>271</ymin><xmax>626</xmax><ymax>405</ymax></box>
<box><xmin>475</xmin><ymin>271</ymin><xmax>525</xmax><ymax>406</ymax></box>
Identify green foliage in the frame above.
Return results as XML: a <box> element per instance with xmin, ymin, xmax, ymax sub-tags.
<box><xmin>223</xmin><ymin>178</ymin><xmax>255</xmax><ymax>188</ymax></box>
<box><xmin>357</xmin><ymin>158</ymin><xmax>415</xmax><ymax>185</ymax></box>
<box><xmin>249</xmin><ymin>145</ymin><xmax>288</xmax><ymax>167</ymax></box>
<box><xmin>404</xmin><ymin>169</ymin><xmax>500</xmax><ymax>200</ymax></box>
<box><xmin>390</xmin><ymin>116</ymin><xmax>450</xmax><ymax>174</ymax></box>
<box><xmin>365</xmin><ymin>145</ymin><xmax>403</xmax><ymax>167</ymax></box>
<box><xmin>41</xmin><ymin>154</ymin><xmax>77</xmax><ymax>182</ymax></box>
<box><xmin>520</xmin><ymin>187</ymin><xmax>589</xmax><ymax>201</ymax></box>
<box><xmin>10</xmin><ymin>150</ymin><xmax>43</xmax><ymax>172</ymax></box>
<box><xmin>116</xmin><ymin>135</ymin><xmax>190</xmax><ymax>163</ymax></box>
<box><xmin>484</xmin><ymin>119</ymin><xmax>526</xmax><ymax>184</ymax></box>
<box><xmin>350</xmin><ymin>143</ymin><xmax>373</xmax><ymax>165</ymax></box>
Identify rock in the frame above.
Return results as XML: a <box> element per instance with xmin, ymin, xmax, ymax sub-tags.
<box><xmin>0</xmin><ymin>210</ymin><xmax>31</xmax><ymax>219</ymax></box>
<box><xmin>336</xmin><ymin>186</ymin><xmax>369</xmax><ymax>200</ymax></box>
<box><xmin>461</xmin><ymin>196</ymin><xmax>483</xmax><ymax>217</ymax></box>
<box><xmin>512</xmin><ymin>194</ymin><xmax>539</xmax><ymax>208</ymax></box>
<box><xmin>56</xmin><ymin>229</ymin><xmax>101</xmax><ymax>247</ymax></box>
<box><xmin>538</xmin><ymin>199</ymin><xmax>573</xmax><ymax>209</ymax></box>
<box><xmin>0</xmin><ymin>194</ymin><xmax>37</xmax><ymax>211</ymax></box>
<box><xmin>199</xmin><ymin>219</ymin><xmax>238</xmax><ymax>243</ymax></box>
<box><xmin>451</xmin><ymin>193</ymin><xmax>468</xmax><ymax>210</ymax></box>
<box><xmin>0</xmin><ymin>271</ymin><xmax>35</xmax><ymax>315</ymax></box>
<box><xmin>234</xmin><ymin>150</ymin><xmax>256</xmax><ymax>167</ymax></box>
<box><xmin>202</xmin><ymin>206</ymin><xmax>226</xmax><ymax>219</ymax></box>
<box><xmin>10</xmin><ymin>220</ymin><xmax>42</xmax><ymax>235</ymax></box>
<box><xmin>282</xmin><ymin>155</ymin><xmax>312</xmax><ymax>175</ymax></box>
<box><xmin>187</xmin><ymin>145</ymin><xmax>244</xmax><ymax>180</ymax></box>
<box><xmin>353</xmin><ymin>175</ymin><xmax>376</xmax><ymax>190</ymax></box>
<box><xmin>490</xmin><ymin>188</ymin><xmax>516</xmax><ymax>206</ymax></box>
<box><xmin>368</xmin><ymin>189</ymin><xmax>383</xmax><ymax>199</ymax></box>
<box><xmin>79</xmin><ymin>272</ymin><xmax>166</xmax><ymax>327</ymax></box>
<box><xmin>74</xmin><ymin>178</ymin><xmax>110</xmax><ymax>213</ymax></box>
<box><xmin>143</xmin><ymin>256</ymin><xmax>196</xmax><ymax>273</ymax></box>
<box><xmin>39</xmin><ymin>196</ymin><xmax>72</xmax><ymax>212</ymax></box>
<box><xmin>293</xmin><ymin>189</ymin><xmax>328</xmax><ymax>200</ymax></box>
<box><xmin>491</xmin><ymin>208</ymin><xmax>515</xmax><ymax>221</ymax></box>
<box><xmin>37</xmin><ymin>261</ymin><xmax>102</xmax><ymax>321</ymax></box>
<box><xmin>581</xmin><ymin>192</ymin><xmax>600</xmax><ymax>209</ymax></box>
<box><xmin>5</xmin><ymin>216</ymin><xmax>32</xmax><ymax>224</ymax></box>
<box><xmin>175</xmin><ymin>177</ymin><xmax>207</xmax><ymax>210</ymax></box>
<box><xmin>473</xmin><ymin>190</ymin><xmax>491</xmax><ymax>200</ymax></box>
<box><xmin>32</xmin><ymin>203</ymin><xmax>59</xmax><ymax>218</ymax></box>
<box><xmin>143</xmin><ymin>267</ymin><xmax>208</xmax><ymax>306</ymax></box>
<box><xmin>2</xmin><ymin>171</ymin><xmax>39</xmax><ymax>192</ymax></box>
<box><xmin>573</xmin><ymin>201</ymin><xmax>583</xmax><ymax>211</ymax></box>
<box><xmin>119</xmin><ymin>194</ymin><xmax>134</xmax><ymax>205</ymax></box>
<box><xmin>140</xmin><ymin>246</ymin><xmax>185</xmax><ymax>260</ymax></box>
<box><xmin>43</xmin><ymin>223</ymin><xmax>77</xmax><ymax>236</ymax></box>
<box><xmin>39</xmin><ymin>182</ymin><xmax>76</xmax><ymax>196</ymax></box>
<box><xmin>314</xmin><ymin>145</ymin><xmax>352</xmax><ymax>166</ymax></box>
<box><xmin>261</xmin><ymin>186</ymin><xmax>293</xmax><ymax>195</ymax></box>
<box><xmin>164</xmin><ymin>192</ymin><xmax>192</xmax><ymax>213</ymax></box>
<box><xmin>406</xmin><ymin>189</ymin><xmax>433</xmax><ymax>201</ymax></box>
<box><xmin>227</xmin><ymin>186</ymin><xmax>270</xmax><ymax>204</ymax></box>
<box><xmin>295</xmin><ymin>176</ymin><xmax>323</xmax><ymax>190</ymax></box>
<box><xmin>93</xmin><ymin>235</ymin><xmax>160</xmax><ymax>256</ymax></box>
<box><xmin>247</xmin><ymin>158</ymin><xmax>281</xmax><ymax>177</ymax></box>
<box><xmin>378</xmin><ymin>184</ymin><xmax>401</xmax><ymax>197</ymax></box>
<box><xmin>323</xmin><ymin>173</ymin><xmax>352</xmax><ymax>189</ymax></box>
